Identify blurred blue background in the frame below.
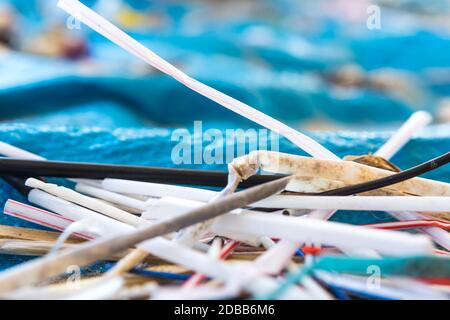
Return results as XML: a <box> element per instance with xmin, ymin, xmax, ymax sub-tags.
<box><xmin>3</xmin><ymin>0</ymin><xmax>450</xmax><ymax>130</ymax></box>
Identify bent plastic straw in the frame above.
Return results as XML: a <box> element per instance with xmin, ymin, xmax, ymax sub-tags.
<box><xmin>252</xmin><ymin>195</ymin><xmax>450</xmax><ymax>212</ymax></box>
<box><xmin>57</xmin><ymin>0</ymin><xmax>337</xmax><ymax>160</ymax></box>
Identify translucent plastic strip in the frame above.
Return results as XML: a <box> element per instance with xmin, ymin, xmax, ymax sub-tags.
<box><xmin>57</xmin><ymin>0</ymin><xmax>338</xmax><ymax>160</ymax></box>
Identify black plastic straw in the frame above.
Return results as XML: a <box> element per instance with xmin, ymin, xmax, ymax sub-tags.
<box><xmin>0</xmin><ymin>158</ymin><xmax>281</xmax><ymax>188</ymax></box>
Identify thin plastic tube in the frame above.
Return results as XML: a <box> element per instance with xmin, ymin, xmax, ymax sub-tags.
<box><xmin>367</xmin><ymin>220</ymin><xmax>450</xmax><ymax>230</ymax></box>
<box><xmin>252</xmin><ymin>195</ymin><xmax>450</xmax><ymax>212</ymax></box>
<box><xmin>0</xmin><ymin>142</ymin><xmax>45</xmax><ymax>160</ymax></box>
<box><xmin>0</xmin><ymin>141</ymin><xmax>97</xmax><ymax>185</ymax></box>
<box><xmin>26</xmin><ymin>178</ymin><xmax>145</xmax><ymax>227</ymax></box>
<box><xmin>390</xmin><ymin>211</ymin><xmax>450</xmax><ymax>251</ymax></box>
<box><xmin>102</xmin><ymin>179</ymin><xmax>216</xmax><ymax>202</ymax></box>
<box><xmin>57</xmin><ymin>0</ymin><xmax>337</xmax><ymax>160</ymax></box>
<box><xmin>27</xmin><ymin>189</ymin><xmax>132</xmax><ymax>235</ymax></box>
<box><xmin>142</xmin><ymin>197</ymin><xmax>263</xmax><ymax>246</ymax></box>
<box><xmin>137</xmin><ymin>237</ymin><xmax>310</xmax><ymax>299</ymax></box>
<box><xmin>375</xmin><ymin>111</ymin><xmax>432</xmax><ymax>160</ymax></box>
<box><xmin>256</xmin><ymin>114</ymin><xmax>444</xmax><ymax>276</ymax></box>
<box><xmin>3</xmin><ymin>200</ymin><xmax>95</xmax><ymax>240</ymax></box>
<box><xmin>75</xmin><ymin>183</ymin><xmax>146</xmax><ymax>211</ymax></box>
<box><xmin>211</xmin><ymin>212</ymin><xmax>433</xmax><ymax>256</ymax></box>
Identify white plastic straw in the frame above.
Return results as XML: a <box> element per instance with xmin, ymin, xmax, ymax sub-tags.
<box><xmin>142</xmin><ymin>197</ymin><xmax>242</xmax><ymax>220</ymax></box>
<box><xmin>375</xmin><ymin>111</ymin><xmax>432</xmax><ymax>160</ymax></box>
<box><xmin>3</xmin><ymin>200</ymin><xmax>95</xmax><ymax>240</ymax></box>
<box><xmin>141</xmin><ymin>197</ymin><xmax>263</xmax><ymax>246</ymax></box>
<box><xmin>137</xmin><ymin>237</ymin><xmax>311</xmax><ymax>299</ymax></box>
<box><xmin>210</xmin><ymin>212</ymin><xmax>433</xmax><ymax>256</ymax></box>
<box><xmin>252</xmin><ymin>195</ymin><xmax>450</xmax><ymax>212</ymax></box>
<box><xmin>27</xmin><ymin>189</ymin><xmax>132</xmax><ymax>234</ymax></box>
<box><xmin>0</xmin><ymin>140</ymin><xmax>98</xmax><ymax>186</ymax></box>
<box><xmin>102</xmin><ymin>179</ymin><xmax>217</xmax><ymax>202</ymax></box>
<box><xmin>139</xmin><ymin>196</ymin><xmax>434</xmax><ymax>255</ymax></box>
<box><xmin>4</xmin><ymin>197</ymin><xmax>308</xmax><ymax>297</ymax></box>
<box><xmin>57</xmin><ymin>0</ymin><xmax>338</xmax><ymax>160</ymax></box>
<box><xmin>0</xmin><ymin>142</ymin><xmax>45</xmax><ymax>160</ymax></box>
<box><xmin>26</xmin><ymin>178</ymin><xmax>145</xmax><ymax>227</ymax></box>
<box><xmin>252</xmin><ymin>112</ymin><xmax>441</xmax><ymax>273</ymax></box>
<box><xmin>373</xmin><ymin>112</ymin><xmax>450</xmax><ymax>250</ymax></box>
<box><xmin>75</xmin><ymin>183</ymin><xmax>147</xmax><ymax>211</ymax></box>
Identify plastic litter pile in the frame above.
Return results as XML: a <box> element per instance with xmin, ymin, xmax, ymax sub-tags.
<box><xmin>0</xmin><ymin>0</ymin><xmax>448</xmax><ymax>300</ymax></box>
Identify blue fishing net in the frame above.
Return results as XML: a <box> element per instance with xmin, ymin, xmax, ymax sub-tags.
<box><xmin>0</xmin><ymin>0</ymin><xmax>449</xmax><ymax>271</ymax></box>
